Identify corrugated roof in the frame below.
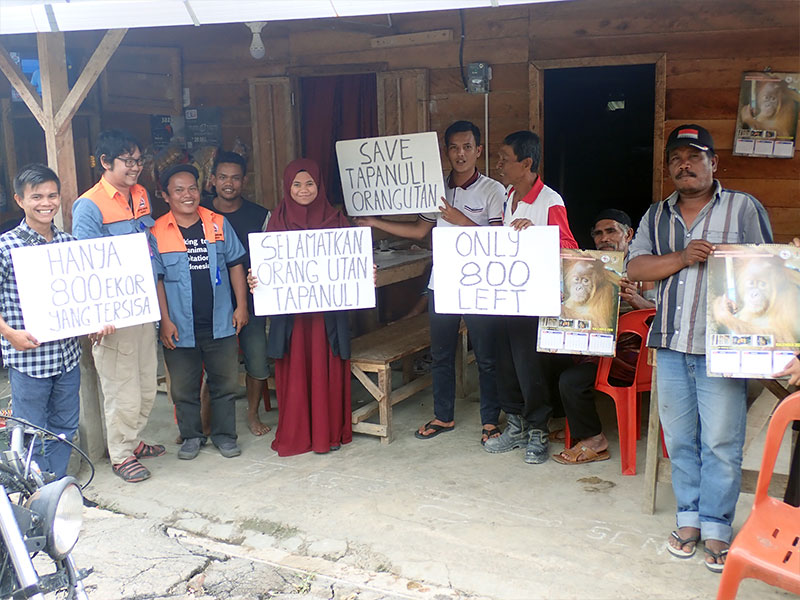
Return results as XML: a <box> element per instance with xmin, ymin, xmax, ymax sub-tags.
<box><xmin>0</xmin><ymin>0</ymin><xmax>565</xmax><ymax>35</ymax></box>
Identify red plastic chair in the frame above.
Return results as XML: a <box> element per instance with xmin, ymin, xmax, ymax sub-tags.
<box><xmin>716</xmin><ymin>391</ymin><xmax>800</xmax><ymax>599</ymax></box>
<box><xmin>563</xmin><ymin>308</ymin><xmax>656</xmax><ymax>475</ymax></box>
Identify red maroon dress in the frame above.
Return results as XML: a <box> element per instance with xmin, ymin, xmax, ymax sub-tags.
<box><xmin>272</xmin><ymin>313</ymin><xmax>352</xmax><ymax>456</ymax></box>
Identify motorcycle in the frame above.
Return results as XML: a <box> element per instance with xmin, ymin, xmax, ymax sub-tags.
<box><xmin>0</xmin><ymin>415</ymin><xmax>93</xmax><ymax>599</ymax></box>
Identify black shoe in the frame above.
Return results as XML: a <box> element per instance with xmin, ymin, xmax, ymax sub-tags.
<box><xmin>216</xmin><ymin>441</ymin><xmax>241</xmax><ymax>458</ymax></box>
<box><xmin>178</xmin><ymin>437</ymin><xmax>204</xmax><ymax>460</ymax></box>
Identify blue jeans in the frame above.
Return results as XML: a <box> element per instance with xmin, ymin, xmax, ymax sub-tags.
<box><xmin>9</xmin><ymin>364</ymin><xmax>80</xmax><ymax>479</ymax></box>
<box><xmin>656</xmin><ymin>349</ymin><xmax>747</xmax><ymax>543</ymax></box>
<box><xmin>430</xmin><ymin>291</ymin><xmax>499</xmax><ymax>425</ymax></box>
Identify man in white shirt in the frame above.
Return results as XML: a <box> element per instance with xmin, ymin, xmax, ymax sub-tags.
<box><xmin>356</xmin><ymin>121</ymin><xmax>505</xmax><ymax>444</ymax></box>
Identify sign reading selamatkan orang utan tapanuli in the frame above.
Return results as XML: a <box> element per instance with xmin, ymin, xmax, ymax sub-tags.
<box><xmin>249</xmin><ymin>227</ymin><xmax>376</xmax><ymax>316</ymax></box>
<box><xmin>10</xmin><ymin>232</ymin><xmax>160</xmax><ymax>342</ymax></box>
<box><xmin>336</xmin><ymin>132</ymin><xmax>446</xmax><ymax>216</ymax></box>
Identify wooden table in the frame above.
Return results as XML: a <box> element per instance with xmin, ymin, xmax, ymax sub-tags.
<box><xmin>374</xmin><ymin>248</ymin><xmax>432</xmax><ymax>288</ymax></box>
<box><xmin>643</xmin><ymin>372</ymin><xmax>793</xmax><ymax>514</ymax></box>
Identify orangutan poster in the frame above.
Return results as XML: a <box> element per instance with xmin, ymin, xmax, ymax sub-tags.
<box><xmin>733</xmin><ymin>72</ymin><xmax>800</xmax><ymax>158</ymax></box>
<box><xmin>537</xmin><ymin>249</ymin><xmax>623</xmax><ymax>356</ymax></box>
<box><xmin>706</xmin><ymin>244</ymin><xmax>800</xmax><ymax>378</ymax></box>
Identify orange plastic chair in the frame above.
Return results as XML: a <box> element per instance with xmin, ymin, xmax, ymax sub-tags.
<box><xmin>716</xmin><ymin>391</ymin><xmax>800</xmax><ymax>599</ymax></box>
<box><xmin>563</xmin><ymin>308</ymin><xmax>656</xmax><ymax>475</ymax></box>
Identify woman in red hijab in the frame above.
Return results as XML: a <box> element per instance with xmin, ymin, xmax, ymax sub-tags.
<box><xmin>266</xmin><ymin>159</ymin><xmax>353</xmax><ymax>456</ymax></box>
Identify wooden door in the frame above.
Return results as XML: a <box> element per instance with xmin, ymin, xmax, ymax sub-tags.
<box><xmin>376</xmin><ymin>69</ymin><xmax>429</xmax><ymax>135</ymax></box>
<box><xmin>249</xmin><ymin>76</ymin><xmax>300</xmax><ymax>209</ymax></box>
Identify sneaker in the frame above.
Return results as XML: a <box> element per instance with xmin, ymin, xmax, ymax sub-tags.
<box><xmin>484</xmin><ymin>414</ymin><xmax>529</xmax><ymax>454</ymax></box>
<box><xmin>177</xmin><ymin>437</ymin><xmax>204</xmax><ymax>460</ymax></box>
<box><xmin>216</xmin><ymin>441</ymin><xmax>241</xmax><ymax>458</ymax></box>
<box><xmin>524</xmin><ymin>429</ymin><xmax>550</xmax><ymax>464</ymax></box>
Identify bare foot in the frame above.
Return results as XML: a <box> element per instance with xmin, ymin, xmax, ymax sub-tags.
<box><xmin>248</xmin><ymin>414</ymin><xmax>271</xmax><ymax>436</ymax></box>
<box><xmin>668</xmin><ymin>526</ymin><xmax>700</xmax><ymax>554</ymax></box>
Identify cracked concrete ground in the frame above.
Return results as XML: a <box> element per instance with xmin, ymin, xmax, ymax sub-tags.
<box><xmin>30</xmin><ymin>369</ymin><xmax>800</xmax><ymax>599</ymax></box>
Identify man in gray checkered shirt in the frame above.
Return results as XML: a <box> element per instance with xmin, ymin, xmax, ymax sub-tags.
<box><xmin>0</xmin><ymin>164</ymin><xmax>112</xmax><ymax>478</ymax></box>
<box><xmin>628</xmin><ymin>124</ymin><xmax>773</xmax><ymax>573</ymax></box>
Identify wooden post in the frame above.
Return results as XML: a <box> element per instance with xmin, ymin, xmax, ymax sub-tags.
<box><xmin>37</xmin><ymin>33</ymin><xmax>77</xmax><ymax>231</ymax></box>
<box><xmin>0</xmin><ymin>99</ymin><xmax>17</xmax><ymax>211</ymax></box>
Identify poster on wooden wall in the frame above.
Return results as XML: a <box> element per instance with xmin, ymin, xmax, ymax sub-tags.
<box><xmin>706</xmin><ymin>244</ymin><xmax>800</xmax><ymax>378</ymax></box>
<box><xmin>537</xmin><ymin>249</ymin><xmax>623</xmax><ymax>356</ymax></box>
<box><xmin>336</xmin><ymin>132</ymin><xmax>446</xmax><ymax>216</ymax></box>
<box><xmin>734</xmin><ymin>72</ymin><xmax>800</xmax><ymax>158</ymax></box>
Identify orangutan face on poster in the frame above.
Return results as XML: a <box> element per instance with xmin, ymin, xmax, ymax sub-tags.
<box><xmin>537</xmin><ymin>250</ymin><xmax>623</xmax><ymax>357</ymax></box>
<box><xmin>561</xmin><ymin>258</ymin><xmax>619</xmax><ymax>330</ymax></box>
<box><xmin>707</xmin><ymin>245</ymin><xmax>800</xmax><ymax>378</ymax></box>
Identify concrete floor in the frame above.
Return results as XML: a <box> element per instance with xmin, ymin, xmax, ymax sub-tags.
<box><xmin>70</xmin><ymin>366</ymin><xmax>797</xmax><ymax>600</ymax></box>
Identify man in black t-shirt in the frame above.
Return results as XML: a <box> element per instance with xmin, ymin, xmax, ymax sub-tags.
<box><xmin>201</xmin><ymin>151</ymin><xmax>272</xmax><ymax>436</ymax></box>
<box><xmin>152</xmin><ymin>164</ymin><xmax>249</xmax><ymax>460</ymax></box>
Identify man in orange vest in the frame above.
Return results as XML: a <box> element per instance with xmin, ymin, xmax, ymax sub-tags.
<box><xmin>152</xmin><ymin>164</ymin><xmax>248</xmax><ymax>461</ymax></box>
<box><xmin>72</xmin><ymin>130</ymin><xmax>164</xmax><ymax>483</ymax></box>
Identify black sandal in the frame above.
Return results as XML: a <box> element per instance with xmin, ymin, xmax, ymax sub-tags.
<box><xmin>414</xmin><ymin>421</ymin><xmax>454</xmax><ymax>440</ymax></box>
<box><xmin>481</xmin><ymin>426</ymin><xmax>501</xmax><ymax>445</ymax></box>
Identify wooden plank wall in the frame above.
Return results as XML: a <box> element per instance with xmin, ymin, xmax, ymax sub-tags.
<box><xmin>528</xmin><ymin>0</ymin><xmax>800</xmax><ymax>241</ymax></box>
<box><xmin>2</xmin><ymin>1</ymin><xmax>797</xmax><ymax>236</ymax></box>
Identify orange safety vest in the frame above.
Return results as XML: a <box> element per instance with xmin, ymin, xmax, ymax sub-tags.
<box><xmin>80</xmin><ymin>178</ymin><xmax>151</xmax><ymax>224</ymax></box>
<box><xmin>151</xmin><ymin>206</ymin><xmax>226</xmax><ymax>254</ymax></box>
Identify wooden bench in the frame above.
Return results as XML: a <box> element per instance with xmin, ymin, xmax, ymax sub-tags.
<box><xmin>350</xmin><ymin>313</ymin><xmax>469</xmax><ymax>444</ymax></box>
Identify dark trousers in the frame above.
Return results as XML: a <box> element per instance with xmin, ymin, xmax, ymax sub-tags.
<box><xmin>429</xmin><ymin>291</ymin><xmax>499</xmax><ymax>424</ymax></box>
<box><xmin>495</xmin><ymin>315</ymin><xmax>561</xmax><ymax>431</ymax></box>
<box><xmin>164</xmin><ymin>331</ymin><xmax>239</xmax><ymax>446</ymax></box>
<box><xmin>558</xmin><ymin>361</ymin><xmax>602</xmax><ymax>440</ymax></box>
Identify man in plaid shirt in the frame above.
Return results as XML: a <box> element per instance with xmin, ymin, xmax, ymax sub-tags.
<box><xmin>0</xmin><ymin>164</ymin><xmax>112</xmax><ymax>478</ymax></box>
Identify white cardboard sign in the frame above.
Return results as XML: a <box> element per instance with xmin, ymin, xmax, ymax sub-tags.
<box><xmin>336</xmin><ymin>132</ymin><xmax>446</xmax><ymax>216</ymax></box>
<box><xmin>432</xmin><ymin>226</ymin><xmax>561</xmax><ymax>316</ymax></box>
<box><xmin>250</xmin><ymin>227</ymin><xmax>375</xmax><ymax>315</ymax></box>
<box><xmin>10</xmin><ymin>233</ymin><xmax>160</xmax><ymax>343</ymax></box>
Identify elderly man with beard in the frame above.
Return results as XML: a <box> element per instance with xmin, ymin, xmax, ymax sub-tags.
<box><xmin>627</xmin><ymin>124</ymin><xmax>772</xmax><ymax>573</ymax></box>
<box><xmin>552</xmin><ymin>209</ymin><xmax>654</xmax><ymax>467</ymax></box>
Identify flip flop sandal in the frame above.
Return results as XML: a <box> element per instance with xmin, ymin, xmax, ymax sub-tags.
<box><xmin>666</xmin><ymin>530</ymin><xmax>701</xmax><ymax>558</ymax></box>
<box><xmin>481</xmin><ymin>427</ymin><xmax>501</xmax><ymax>445</ymax></box>
<box><xmin>703</xmin><ymin>546</ymin><xmax>728</xmax><ymax>573</ymax></box>
<box><xmin>414</xmin><ymin>421</ymin><xmax>454</xmax><ymax>440</ymax></box>
<box><xmin>133</xmin><ymin>441</ymin><xmax>166</xmax><ymax>459</ymax></box>
<box><xmin>552</xmin><ymin>444</ymin><xmax>611</xmax><ymax>465</ymax></box>
<box><xmin>548</xmin><ymin>429</ymin><xmax>566</xmax><ymax>444</ymax></box>
<box><xmin>112</xmin><ymin>456</ymin><xmax>151</xmax><ymax>483</ymax></box>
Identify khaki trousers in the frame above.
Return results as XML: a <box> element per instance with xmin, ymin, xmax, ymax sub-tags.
<box><xmin>92</xmin><ymin>323</ymin><xmax>158</xmax><ymax>464</ymax></box>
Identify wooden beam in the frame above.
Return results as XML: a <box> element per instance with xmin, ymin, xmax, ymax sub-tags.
<box><xmin>0</xmin><ymin>99</ymin><xmax>18</xmax><ymax>205</ymax></box>
<box><xmin>54</xmin><ymin>28</ymin><xmax>127</xmax><ymax>135</ymax></box>
<box><xmin>37</xmin><ymin>32</ymin><xmax>77</xmax><ymax>231</ymax></box>
<box><xmin>0</xmin><ymin>43</ymin><xmax>45</xmax><ymax>128</ymax></box>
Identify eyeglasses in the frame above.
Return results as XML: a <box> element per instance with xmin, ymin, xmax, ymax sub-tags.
<box><xmin>115</xmin><ymin>156</ymin><xmax>144</xmax><ymax>168</ymax></box>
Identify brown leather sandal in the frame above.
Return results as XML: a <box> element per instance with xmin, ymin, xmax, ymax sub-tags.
<box><xmin>553</xmin><ymin>443</ymin><xmax>610</xmax><ymax>465</ymax></box>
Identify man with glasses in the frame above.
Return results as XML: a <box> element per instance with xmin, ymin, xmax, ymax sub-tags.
<box><xmin>72</xmin><ymin>129</ymin><xmax>164</xmax><ymax>483</ymax></box>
